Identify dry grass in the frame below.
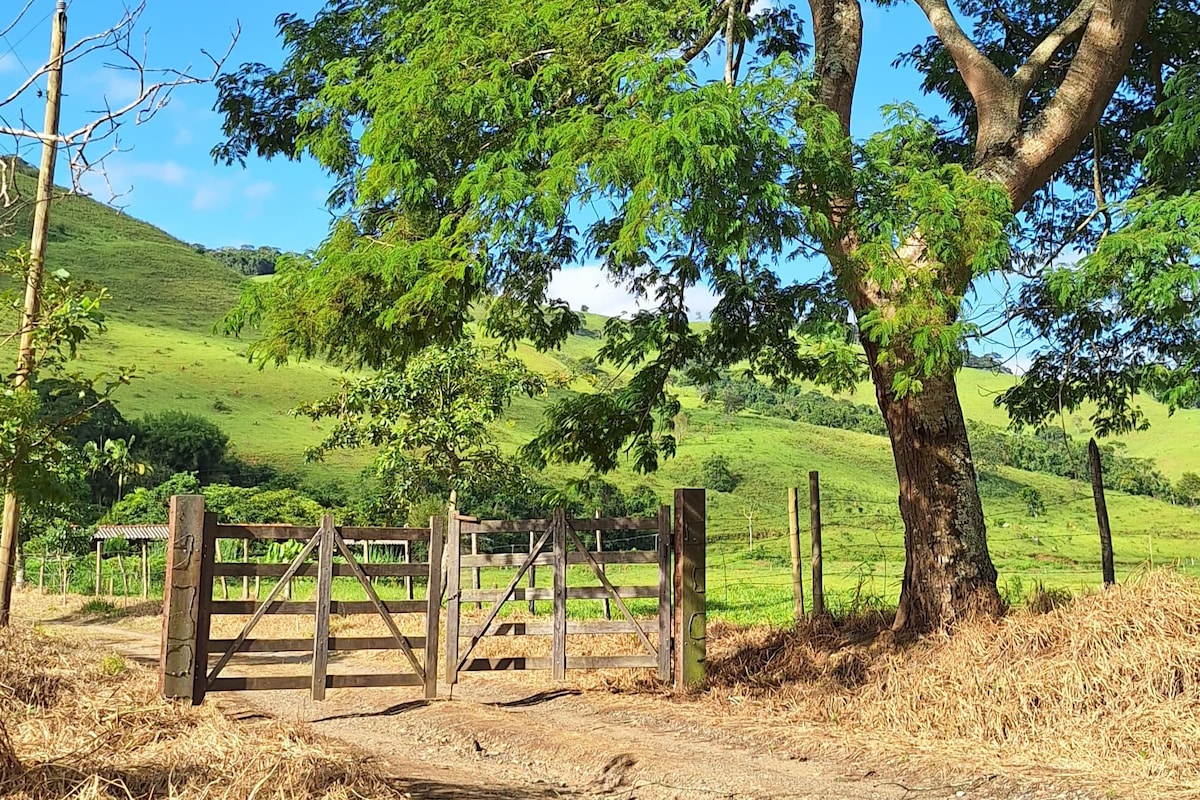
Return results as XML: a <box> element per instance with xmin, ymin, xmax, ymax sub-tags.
<box><xmin>0</xmin><ymin>624</ymin><xmax>405</xmax><ymax>799</ymax></box>
<box><xmin>706</xmin><ymin>570</ymin><xmax>1200</xmax><ymax>797</ymax></box>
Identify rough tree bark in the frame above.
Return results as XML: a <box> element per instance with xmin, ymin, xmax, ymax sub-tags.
<box><xmin>808</xmin><ymin>0</ymin><xmax>1152</xmax><ymax>631</ymax></box>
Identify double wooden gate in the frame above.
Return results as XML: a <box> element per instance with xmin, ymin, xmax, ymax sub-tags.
<box><xmin>159</xmin><ymin>496</ymin><xmax>442</xmax><ymax>705</ymax></box>
<box><xmin>160</xmin><ymin>490</ymin><xmax>705</xmax><ymax>704</ymax></box>
<box><xmin>445</xmin><ymin>506</ymin><xmax>673</xmax><ymax>682</ymax></box>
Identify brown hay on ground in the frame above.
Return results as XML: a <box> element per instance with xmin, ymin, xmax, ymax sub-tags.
<box><xmin>0</xmin><ymin>624</ymin><xmax>403</xmax><ymax>799</ymax></box>
<box><xmin>705</xmin><ymin>570</ymin><xmax>1200</xmax><ymax>796</ymax></box>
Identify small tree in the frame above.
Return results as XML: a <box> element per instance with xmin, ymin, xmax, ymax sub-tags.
<box><xmin>298</xmin><ymin>341</ymin><xmax>545</xmax><ymax>515</ymax></box>
<box><xmin>701</xmin><ymin>454</ymin><xmax>739</xmax><ymax>493</ymax></box>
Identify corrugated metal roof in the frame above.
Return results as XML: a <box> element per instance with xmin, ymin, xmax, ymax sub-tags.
<box><xmin>94</xmin><ymin>525</ymin><xmax>169</xmax><ymax>541</ymax></box>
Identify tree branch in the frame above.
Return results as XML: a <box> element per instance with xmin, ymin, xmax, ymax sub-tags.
<box><xmin>681</xmin><ymin>0</ymin><xmax>734</xmax><ymax>63</ymax></box>
<box><xmin>913</xmin><ymin>0</ymin><xmax>1016</xmax><ymax>120</ymax></box>
<box><xmin>1012</xmin><ymin>0</ymin><xmax>1096</xmax><ymax>95</ymax></box>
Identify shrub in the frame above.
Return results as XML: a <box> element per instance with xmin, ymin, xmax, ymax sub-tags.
<box><xmin>702</xmin><ymin>454</ymin><xmax>740</xmax><ymax>493</ymax></box>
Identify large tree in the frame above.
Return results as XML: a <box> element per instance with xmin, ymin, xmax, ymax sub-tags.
<box><xmin>216</xmin><ymin>0</ymin><xmax>1187</xmax><ymax>631</ymax></box>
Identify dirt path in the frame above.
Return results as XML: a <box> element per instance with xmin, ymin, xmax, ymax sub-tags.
<box><xmin>41</xmin><ymin>618</ymin><xmax>1095</xmax><ymax>800</ymax></box>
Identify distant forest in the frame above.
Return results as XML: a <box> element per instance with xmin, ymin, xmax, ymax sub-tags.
<box><xmin>192</xmin><ymin>243</ymin><xmax>287</xmax><ymax>276</ymax></box>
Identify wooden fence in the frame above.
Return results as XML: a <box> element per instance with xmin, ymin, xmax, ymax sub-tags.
<box><xmin>159</xmin><ymin>489</ymin><xmax>706</xmax><ymax>703</ymax></box>
<box><xmin>158</xmin><ymin>495</ymin><xmax>443</xmax><ymax>705</ymax></box>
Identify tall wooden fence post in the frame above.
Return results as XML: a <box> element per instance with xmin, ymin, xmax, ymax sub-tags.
<box><xmin>311</xmin><ymin>515</ymin><xmax>334</xmax><ymax>701</ymax></box>
<box><xmin>788</xmin><ymin>486</ymin><xmax>805</xmax><ymax>622</ymax></box>
<box><xmin>241</xmin><ymin>540</ymin><xmax>249</xmax><ymax>600</ymax></box>
<box><xmin>424</xmin><ymin>515</ymin><xmax>444</xmax><ymax>699</ymax></box>
<box><xmin>94</xmin><ymin>539</ymin><xmax>102</xmax><ymax>596</ymax></box>
<box><xmin>656</xmin><ymin>503</ymin><xmax>672</xmax><ymax>682</ymax></box>
<box><xmin>674</xmin><ymin>488</ymin><xmax>706</xmax><ymax>690</ymax></box>
<box><xmin>159</xmin><ymin>495</ymin><xmax>212</xmax><ymax>704</ymax></box>
<box><xmin>596</xmin><ymin>508</ymin><xmax>611</xmax><ymax>621</ymax></box>
<box><xmin>445</xmin><ymin>501</ymin><xmax>462</xmax><ymax>686</ymax></box>
<box><xmin>1088</xmin><ymin>439</ymin><xmax>1116</xmax><ymax>586</ymax></box>
<box><xmin>551</xmin><ymin>508</ymin><xmax>568</xmax><ymax>681</ymax></box>
<box><xmin>809</xmin><ymin>471</ymin><xmax>824</xmax><ymax>617</ymax></box>
<box><xmin>471</xmin><ymin>530</ymin><xmax>481</xmax><ymax>610</ymax></box>
<box><xmin>527</xmin><ymin>531</ymin><xmax>537</xmax><ymax>614</ymax></box>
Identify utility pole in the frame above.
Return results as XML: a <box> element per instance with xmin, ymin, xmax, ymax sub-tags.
<box><xmin>0</xmin><ymin>1</ymin><xmax>68</xmax><ymax>626</ymax></box>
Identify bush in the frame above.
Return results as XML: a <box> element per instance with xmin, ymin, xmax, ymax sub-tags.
<box><xmin>701</xmin><ymin>454</ymin><xmax>740</xmax><ymax>493</ymax></box>
<box><xmin>1018</xmin><ymin>486</ymin><xmax>1044</xmax><ymax>518</ymax></box>
<box><xmin>133</xmin><ymin>411</ymin><xmax>229</xmax><ymax>481</ymax></box>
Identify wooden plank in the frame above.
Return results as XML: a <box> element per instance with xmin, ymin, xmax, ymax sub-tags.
<box><xmin>456</xmin><ymin>526</ymin><xmax>554</xmax><ymax>671</ymax></box>
<box><xmin>339</xmin><ymin>527</ymin><xmax>431</xmax><ymax>542</ymax></box>
<box><xmin>215</xmin><ymin>525</ymin><xmax>318</xmax><ymax>541</ymax></box>
<box><xmin>210</xmin><ymin>600</ymin><xmax>428</xmax><ymax>615</ymax></box>
<box><xmin>209</xmin><ymin>636</ymin><xmax>427</xmax><ymax>653</ymax></box>
<box><xmin>788</xmin><ymin>486</ymin><xmax>805</xmax><ymax>622</ymax></box>
<box><xmin>563</xmin><ymin>522</ymin><xmax>657</xmax><ymax>660</ymax></box>
<box><xmin>461</xmin><ymin>517</ymin><xmax>659</xmax><ymax>534</ymax></box>
<box><xmin>552</xmin><ymin>509</ymin><xmax>567</xmax><ymax>681</ymax></box>
<box><xmin>332</xmin><ymin>532</ymin><xmax>426</xmax><ymax>679</ymax></box>
<box><xmin>212</xmin><ymin>562</ymin><xmax>429</xmax><ymax>579</ymax></box>
<box><xmin>657</xmin><ymin>503</ymin><xmax>672</xmax><ymax>682</ymax></box>
<box><xmin>675</xmin><ymin>488</ymin><xmax>706</xmax><ymax>690</ymax></box>
<box><xmin>311</xmin><ymin>515</ymin><xmax>334</xmax><ymax>700</ymax></box>
<box><xmin>208</xmin><ymin>673</ymin><xmax>424</xmax><ymax>692</ymax></box>
<box><xmin>203</xmin><ymin>529</ymin><xmax>323</xmax><ymax>688</ymax></box>
<box><xmin>460</xmin><ymin>551</ymin><xmax>657</xmax><ymax>568</ymax></box>
<box><xmin>160</xmin><ymin>495</ymin><xmax>205</xmax><ymax>703</ymax></box>
<box><xmin>445</xmin><ymin>507</ymin><xmax>462</xmax><ymax>686</ymax></box>
<box><xmin>470</xmin><ymin>531</ymin><xmax>481</xmax><ymax>610</ymax></box>
<box><xmin>424</xmin><ymin>515</ymin><xmax>444</xmax><ymax>699</ymax></box>
<box><xmin>596</xmin><ymin>509</ymin><xmax>610</xmax><ymax>621</ymax></box>
<box><xmin>486</xmin><ymin>620</ymin><xmax>650</xmax><ymax>636</ymax></box>
<box><xmin>194</xmin><ymin>512</ymin><xmax>218</xmax><ymax>704</ymax></box>
<box><xmin>461</xmin><ymin>519</ymin><xmax>550</xmax><ymax>533</ymax></box>
<box><xmin>460</xmin><ymin>585</ymin><xmax>659</xmax><ymax>602</ymax></box>
<box><xmin>461</xmin><ymin>655</ymin><xmax>658</xmax><ymax>672</ymax></box>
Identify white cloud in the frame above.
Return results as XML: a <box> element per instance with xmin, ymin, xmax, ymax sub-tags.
<box><xmin>549</xmin><ymin>264</ymin><xmax>719</xmax><ymax>321</ymax></box>
<box><xmin>192</xmin><ymin>178</ymin><xmax>233</xmax><ymax>211</ymax></box>
<box><xmin>242</xmin><ymin>181</ymin><xmax>276</xmax><ymax>201</ymax></box>
<box><xmin>749</xmin><ymin>0</ymin><xmax>774</xmax><ymax>17</ymax></box>
<box><xmin>0</xmin><ymin>54</ymin><xmax>18</xmax><ymax>74</ymax></box>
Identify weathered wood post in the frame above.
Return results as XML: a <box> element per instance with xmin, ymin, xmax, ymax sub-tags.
<box><xmin>424</xmin><ymin>515</ymin><xmax>444</xmax><ymax>699</ymax></box>
<box><xmin>656</xmin><ymin>503</ymin><xmax>672</xmax><ymax>682</ymax></box>
<box><xmin>445</xmin><ymin>500</ymin><xmax>462</xmax><ymax>686</ymax></box>
<box><xmin>311</xmin><ymin>514</ymin><xmax>334</xmax><ymax>700</ymax></box>
<box><xmin>159</xmin><ymin>495</ymin><xmax>215</xmax><ymax>704</ymax></box>
<box><xmin>471</xmin><ymin>529</ymin><xmax>481</xmax><ymax>610</ymax></box>
<box><xmin>809</xmin><ymin>471</ymin><xmax>825</xmax><ymax>617</ymax></box>
<box><xmin>94</xmin><ymin>539</ymin><xmax>102</xmax><ymax>596</ymax></box>
<box><xmin>527</xmin><ymin>530</ymin><xmax>537</xmax><ymax>614</ymax></box>
<box><xmin>403</xmin><ymin>541</ymin><xmax>413</xmax><ymax>600</ymax></box>
<box><xmin>551</xmin><ymin>507</ymin><xmax>568</xmax><ymax>681</ymax></box>
<box><xmin>596</xmin><ymin>508</ymin><xmax>611</xmax><ymax>620</ymax></box>
<box><xmin>1088</xmin><ymin>439</ymin><xmax>1115</xmax><ymax>586</ymax></box>
<box><xmin>241</xmin><ymin>539</ymin><xmax>249</xmax><ymax>600</ymax></box>
<box><xmin>141</xmin><ymin>541</ymin><xmax>149</xmax><ymax>599</ymax></box>
<box><xmin>788</xmin><ymin>486</ymin><xmax>805</xmax><ymax>622</ymax></box>
<box><xmin>673</xmin><ymin>488</ymin><xmax>706</xmax><ymax>690</ymax></box>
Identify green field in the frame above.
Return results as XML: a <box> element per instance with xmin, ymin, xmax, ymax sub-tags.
<box><xmin>6</xmin><ymin>163</ymin><xmax>1200</xmax><ymax>614</ymax></box>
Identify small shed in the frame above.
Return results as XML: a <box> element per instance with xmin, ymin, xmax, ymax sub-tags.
<box><xmin>92</xmin><ymin>525</ymin><xmax>169</xmax><ymax>598</ymax></box>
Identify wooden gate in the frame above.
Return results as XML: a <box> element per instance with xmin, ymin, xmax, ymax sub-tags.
<box><xmin>444</xmin><ymin>505</ymin><xmax>675</xmax><ymax>683</ymax></box>
<box><xmin>159</xmin><ymin>495</ymin><xmax>443</xmax><ymax>704</ymax></box>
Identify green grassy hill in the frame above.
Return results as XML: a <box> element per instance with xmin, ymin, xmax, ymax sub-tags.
<box><xmin>5</xmin><ymin>166</ymin><xmax>1200</xmax><ymax>611</ymax></box>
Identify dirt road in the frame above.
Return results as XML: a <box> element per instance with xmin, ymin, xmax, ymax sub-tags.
<box><xmin>36</xmin><ymin>615</ymin><xmax>1100</xmax><ymax>800</ymax></box>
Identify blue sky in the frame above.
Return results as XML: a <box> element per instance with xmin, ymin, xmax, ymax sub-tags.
<box><xmin>1</xmin><ymin>1</ymin><xmax>968</xmax><ymax>321</ymax></box>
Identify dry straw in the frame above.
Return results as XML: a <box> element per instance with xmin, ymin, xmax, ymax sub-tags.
<box><xmin>705</xmin><ymin>571</ymin><xmax>1200</xmax><ymax>797</ymax></box>
<box><xmin>0</xmin><ymin>624</ymin><xmax>405</xmax><ymax>799</ymax></box>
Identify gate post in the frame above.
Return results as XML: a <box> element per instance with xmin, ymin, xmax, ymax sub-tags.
<box><xmin>424</xmin><ymin>515</ymin><xmax>445</xmax><ymax>699</ymax></box>
<box><xmin>673</xmin><ymin>489</ymin><xmax>706</xmax><ymax>690</ymax></box>
<box><xmin>445</xmin><ymin>502</ymin><xmax>462</xmax><ymax>686</ymax></box>
<box><xmin>159</xmin><ymin>495</ymin><xmax>213</xmax><ymax>704</ymax></box>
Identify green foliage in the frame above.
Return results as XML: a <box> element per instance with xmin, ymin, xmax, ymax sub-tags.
<box><xmin>197</xmin><ymin>244</ymin><xmax>284</xmax><ymax>276</ymax></box>
<box><xmin>701</xmin><ymin>453</ymin><xmax>740</xmax><ymax>493</ymax></box>
<box><xmin>132</xmin><ymin>410</ymin><xmax>229</xmax><ymax>481</ymax></box>
<box><xmin>1176</xmin><ymin>472</ymin><xmax>1200</xmax><ymax>506</ymax></box>
<box><xmin>1018</xmin><ymin>486</ymin><xmax>1044</xmax><ymax>519</ymax></box>
<box><xmin>298</xmin><ymin>340</ymin><xmax>545</xmax><ymax>515</ymax></box>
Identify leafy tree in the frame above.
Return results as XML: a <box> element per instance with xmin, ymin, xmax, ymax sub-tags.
<box><xmin>132</xmin><ymin>411</ymin><xmax>229</xmax><ymax>481</ymax></box>
<box><xmin>1177</xmin><ymin>472</ymin><xmax>1200</xmax><ymax>506</ymax></box>
<box><xmin>214</xmin><ymin>0</ymin><xmax>1174</xmax><ymax>631</ymax></box>
<box><xmin>701</xmin><ymin>454</ymin><xmax>740</xmax><ymax>493</ymax></box>
<box><xmin>85</xmin><ymin>437</ymin><xmax>151</xmax><ymax>505</ymax></box>
<box><xmin>1018</xmin><ymin>487</ymin><xmax>1044</xmax><ymax>519</ymax></box>
<box><xmin>296</xmin><ymin>341</ymin><xmax>545</xmax><ymax>516</ymax></box>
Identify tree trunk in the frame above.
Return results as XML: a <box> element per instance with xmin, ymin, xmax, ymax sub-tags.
<box><xmin>866</xmin><ymin>343</ymin><xmax>1001</xmax><ymax>631</ymax></box>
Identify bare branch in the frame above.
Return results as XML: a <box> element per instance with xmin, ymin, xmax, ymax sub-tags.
<box><xmin>1012</xmin><ymin>0</ymin><xmax>1096</xmax><ymax>95</ymax></box>
<box><xmin>0</xmin><ymin>0</ymin><xmax>36</xmax><ymax>41</ymax></box>
<box><xmin>912</xmin><ymin>0</ymin><xmax>1017</xmax><ymax>127</ymax></box>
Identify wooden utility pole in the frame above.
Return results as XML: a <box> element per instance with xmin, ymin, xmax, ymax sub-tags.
<box><xmin>809</xmin><ymin>471</ymin><xmax>824</xmax><ymax>617</ymax></box>
<box><xmin>1088</xmin><ymin>439</ymin><xmax>1115</xmax><ymax>586</ymax></box>
<box><xmin>788</xmin><ymin>487</ymin><xmax>804</xmax><ymax>622</ymax></box>
<box><xmin>0</xmin><ymin>1</ymin><xmax>68</xmax><ymax>626</ymax></box>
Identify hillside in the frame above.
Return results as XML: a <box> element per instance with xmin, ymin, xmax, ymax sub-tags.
<box><xmin>3</xmin><ymin>173</ymin><xmax>1199</xmax><ymax>604</ymax></box>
